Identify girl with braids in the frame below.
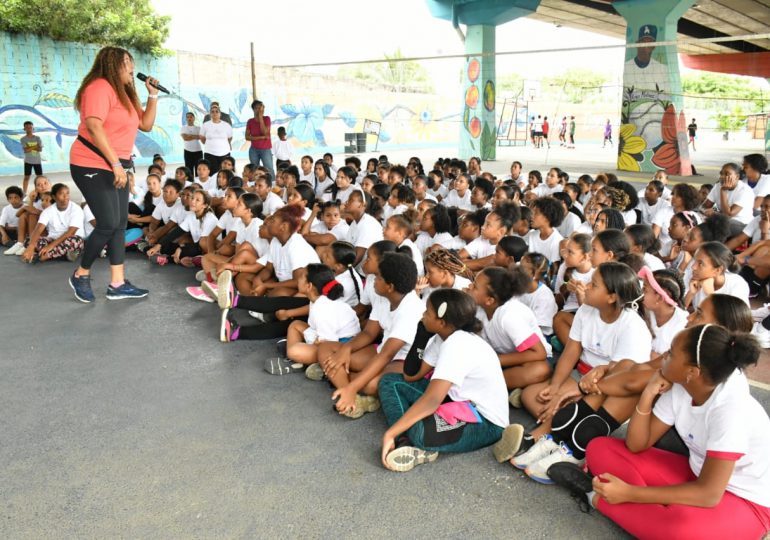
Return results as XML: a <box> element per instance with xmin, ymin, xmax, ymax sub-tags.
<box><xmin>265</xmin><ymin>264</ymin><xmax>360</xmax><ymax>376</ymax></box>
<box><xmin>503</xmin><ymin>263</ymin><xmax>651</xmax><ymax>482</ymax></box>
<box><xmin>639</xmin><ymin>268</ymin><xmax>687</xmax><ymax>357</ymax></box>
<box><xmin>551</xmin><ymin>325</ymin><xmax>770</xmax><ymax>540</ymax></box>
<box><xmin>319</xmin><ymin>241</ymin><xmax>363</xmax><ymax>308</ymax></box>
<box><xmin>417</xmin><ymin>248</ymin><xmax>475</xmax><ymax>302</ymax></box>
<box><xmin>68</xmin><ymin>46</ymin><xmax>160</xmax><ymax>302</ymax></box>
<box><xmin>379</xmin><ymin>289</ymin><xmax>509</xmax><ymax>472</ymax></box>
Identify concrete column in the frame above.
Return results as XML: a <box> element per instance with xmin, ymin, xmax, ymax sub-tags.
<box><xmin>461</xmin><ymin>25</ymin><xmax>496</xmax><ymax>161</ymax></box>
<box><xmin>614</xmin><ymin>0</ymin><xmax>695</xmax><ymax>175</ymax></box>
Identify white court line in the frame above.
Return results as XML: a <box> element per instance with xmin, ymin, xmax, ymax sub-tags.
<box><xmin>749</xmin><ymin>379</ymin><xmax>770</xmax><ymax>392</ymax></box>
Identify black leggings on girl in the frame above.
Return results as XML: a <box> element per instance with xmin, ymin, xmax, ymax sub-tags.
<box><xmin>232</xmin><ymin>296</ymin><xmax>310</xmax><ymax>340</ymax></box>
<box><xmin>550</xmin><ymin>400</ymin><xmax>621</xmax><ymax>460</ymax></box>
<box><xmin>71</xmin><ymin>164</ymin><xmax>128</xmax><ymax>269</ymax></box>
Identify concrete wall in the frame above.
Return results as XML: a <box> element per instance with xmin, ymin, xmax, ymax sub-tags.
<box><xmin>0</xmin><ymin>32</ymin><xmax>458</xmax><ymax>176</ymax></box>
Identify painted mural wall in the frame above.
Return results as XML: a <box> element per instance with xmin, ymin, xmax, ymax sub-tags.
<box><xmin>0</xmin><ymin>32</ymin><xmax>459</xmax><ymax>176</ymax></box>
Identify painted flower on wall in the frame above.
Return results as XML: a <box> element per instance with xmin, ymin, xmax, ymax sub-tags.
<box><xmin>280</xmin><ymin>101</ymin><xmax>333</xmax><ymax>146</ymax></box>
<box><xmin>652</xmin><ymin>104</ymin><xmax>691</xmax><ymax>175</ymax></box>
<box><xmin>617</xmin><ymin>123</ymin><xmax>646</xmax><ymax>172</ymax></box>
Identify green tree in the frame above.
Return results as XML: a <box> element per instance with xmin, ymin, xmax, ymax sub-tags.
<box><xmin>338</xmin><ymin>48</ymin><xmax>433</xmax><ymax>93</ymax></box>
<box><xmin>682</xmin><ymin>72</ymin><xmax>766</xmax><ymax>112</ymax></box>
<box><xmin>0</xmin><ymin>0</ymin><xmax>171</xmax><ymax>56</ymax></box>
<box><xmin>542</xmin><ymin>68</ymin><xmax>610</xmax><ymax>103</ymax></box>
<box><xmin>497</xmin><ymin>73</ymin><xmax>524</xmax><ymax>95</ymax></box>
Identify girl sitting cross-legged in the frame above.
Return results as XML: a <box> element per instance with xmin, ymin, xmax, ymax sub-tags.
<box><xmin>378</xmin><ymin>288</ymin><xmax>510</xmax><ymax>472</ymax></box>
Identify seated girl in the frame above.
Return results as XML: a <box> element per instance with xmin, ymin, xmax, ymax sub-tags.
<box><xmin>344</xmin><ymin>190</ymin><xmax>384</xmax><ymax>268</ymax></box>
<box><xmin>317</xmin><ymin>253</ymin><xmax>423</xmax><ymax>419</ymax></box>
<box><xmin>550</xmin><ymin>326</ymin><xmax>769</xmax><ymax>540</ymax></box>
<box><xmin>353</xmin><ymin>240</ymin><xmax>399</xmax><ymax>320</ymax></box>
<box><xmin>685</xmin><ymin>241</ymin><xmax>750</xmax><ymax>310</ymax></box>
<box><xmin>552</xmin><ymin>233</ymin><xmax>593</xmax><ymax>345</ymax></box>
<box><xmin>127</xmin><ymin>173</ymin><xmax>162</xmax><ymax>231</ymax></box>
<box><xmin>218</xmin><ymin>205</ymin><xmax>320</xmax><ymax>341</ymax></box>
<box><xmin>319</xmin><ymin>241</ymin><xmax>363</xmax><ymax>308</ymax></box>
<box><xmin>517</xmin><ymin>252</ymin><xmax>559</xmax><ymax>339</ymax></box>
<box><xmin>301</xmin><ymin>200</ymin><xmax>349</xmax><ymax>248</ymax></box>
<box><xmin>493</xmin><ymin>235</ymin><xmax>528</xmax><ymax>268</ymax></box>
<box><xmin>172</xmin><ymin>189</ymin><xmax>219</xmax><ymax>266</ymax></box>
<box><xmin>383</xmin><ymin>212</ymin><xmax>423</xmax><ymax>276</ymax></box>
<box><xmin>378</xmin><ymin>289</ymin><xmax>509</xmax><ymax>472</ymax></box>
<box><xmin>265</xmin><ymin>264</ymin><xmax>360</xmax><ymax>376</ymax></box>
<box><xmin>417</xmin><ymin>248</ymin><xmax>474</xmax><ymax>301</ymax></box>
<box><xmin>205</xmin><ymin>187</ymin><xmax>245</xmax><ymax>258</ymax></box>
<box><xmin>414</xmin><ymin>204</ymin><xmax>454</xmax><ymax>256</ymax></box>
<box><xmin>21</xmin><ymin>183</ymin><xmax>85</xmax><ymax>263</ymax></box>
<box><xmin>459</xmin><ymin>203</ymin><xmax>520</xmax><ymax>272</ymax></box>
<box><xmin>509</xmin><ymin>262</ymin><xmax>652</xmax><ymax>483</ymax></box>
<box><xmin>11</xmin><ymin>175</ymin><xmax>51</xmax><ymax>254</ymax></box>
<box><xmin>626</xmin><ymin>224</ymin><xmax>665</xmax><ymax>271</ymax></box>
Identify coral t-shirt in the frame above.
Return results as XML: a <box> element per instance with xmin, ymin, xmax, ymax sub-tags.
<box><xmin>246</xmin><ymin>116</ymin><xmax>272</xmax><ymax>150</ymax></box>
<box><xmin>70</xmin><ymin>78</ymin><xmax>142</xmax><ymax>171</ymax></box>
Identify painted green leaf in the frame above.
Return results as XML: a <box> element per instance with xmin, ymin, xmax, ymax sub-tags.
<box><xmin>36</xmin><ymin>92</ymin><xmax>72</xmax><ymax>108</ymax></box>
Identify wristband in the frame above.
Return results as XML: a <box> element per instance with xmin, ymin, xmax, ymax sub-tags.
<box><xmin>635</xmin><ymin>405</ymin><xmax>652</xmax><ymax>416</ymax></box>
<box><xmin>148</xmin><ymin>94</ymin><xmax>159</xmax><ymax>99</ymax></box>
<box><xmin>112</xmin><ymin>162</ymin><xmax>122</xmax><ymax>168</ymax></box>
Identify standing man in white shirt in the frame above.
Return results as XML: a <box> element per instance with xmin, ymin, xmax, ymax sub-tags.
<box><xmin>180</xmin><ymin>112</ymin><xmax>202</xmax><ymax>174</ymax></box>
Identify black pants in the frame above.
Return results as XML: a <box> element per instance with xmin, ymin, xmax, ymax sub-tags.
<box><xmin>184</xmin><ymin>150</ymin><xmax>203</xmax><ymax>174</ymax></box>
<box><xmin>71</xmin><ymin>164</ymin><xmax>128</xmax><ymax>269</ymax></box>
<box><xmin>204</xmin><ymin>153</ymin><xmax>229</xmax><ymax>175</ymax></box>
<box><xmin>276</xmin><ymin>158</ymin><xmax>290</xmax><ymax>169</ymax></box>
<box><xmin>233</xmin><ymin>296</ymin><xmax>309</xmax><ymax>340</ymax></box>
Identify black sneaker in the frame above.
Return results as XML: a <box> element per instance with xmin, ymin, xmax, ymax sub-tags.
<box><xmin>515</xmin><ymin>433</ymin><xmax>535</xmax><ymax>456</ymax></box>
<box><xmin>106</xmin><ymin>280</ymin><xmax>149</xmax><ymax>300</ymax></box>
<box><xmin>69</xmin><ymin>272</ymin><xmax>95</xmax><ymax>303</ymax></box>
<box><xmin>547</xmin><ymin>462</ymin><xmax>593</xmax><ymax>513</ymax></box>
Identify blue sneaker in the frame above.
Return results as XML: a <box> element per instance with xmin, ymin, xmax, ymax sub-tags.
<box><xmin>106</xmin><ymin>280</ymin><xmax>149</xmax><ymax>300</ymax></box>
<box><xmin>69</xmin><ymin>272</ymin><xmax>95</xmax><ymax>303</ymax></box>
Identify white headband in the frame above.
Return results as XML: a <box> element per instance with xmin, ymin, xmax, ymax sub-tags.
<box><xmin>696</xmin><ymin>324</ymin><xmax>712</xmax><ymax>367</ymax></box>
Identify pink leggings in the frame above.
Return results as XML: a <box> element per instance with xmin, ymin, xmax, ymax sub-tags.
<box><xmin>586</xmin><ymin>437</ymin><xmax>770</xmax><ymax>540</ymax></box>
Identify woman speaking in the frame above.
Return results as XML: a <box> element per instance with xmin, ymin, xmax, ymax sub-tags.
<box><xmin>68</xmin><ymin>46</ymin><xmax>159</xmax><ymax>303</ymax></box>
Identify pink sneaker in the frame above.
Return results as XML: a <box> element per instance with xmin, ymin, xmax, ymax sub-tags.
<box><xmin>201</xmin><ymin>281</ymin><xmax>218</xmax><ymax>302</ymax></box>
<box><xmin>186</xmin><ymin>286</ymin><xmax>215</xmax><ymax>303</ymax></box>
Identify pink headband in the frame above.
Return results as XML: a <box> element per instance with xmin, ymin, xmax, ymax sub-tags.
<box><xmin>637</xmin><ymin>266</ymin><xmax>677</xmax><ymax>307</ymax></box>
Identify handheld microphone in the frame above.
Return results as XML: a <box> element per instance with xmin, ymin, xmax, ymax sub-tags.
<box><xmin>136</xmin><ymin>73</ymin><xmax>169</xmax><ymax>94</ymax></box>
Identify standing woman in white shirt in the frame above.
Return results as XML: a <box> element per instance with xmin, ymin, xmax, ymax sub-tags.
<box><xmin>199</xmin><ymin>105</ymin><xmax>233</xmax><ymax>175</ymax></box>
<box><xmin>180</xmin><ymin>111</ymin><xmax>203</xmax><ymax>173</ymax></box>
<box><xmin>379</xmin><ymin>289</ymin><xmax>509</xmax><ymax>472</ymax></box>
<box><xmin>554</xmin><ymin>326</ymin><xmax>770</xmax><ymax>540</ymax></box>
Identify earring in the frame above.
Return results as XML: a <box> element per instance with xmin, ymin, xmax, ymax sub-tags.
<box><xmin>685</xmin><ymin>375</ymin><xmax>691</xmax><ymax>384</ymax></box>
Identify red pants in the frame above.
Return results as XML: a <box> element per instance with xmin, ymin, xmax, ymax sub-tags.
<box><xmin>586</xmin><ymin>437</ymin><xmax>770</xmax><ymax>540</ymax></box>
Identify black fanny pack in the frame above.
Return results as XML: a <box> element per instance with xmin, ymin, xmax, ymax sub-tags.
<box><xmin>77</xmin><ymin>135</ymin><xmax>134</xmax><ymax>170</ymax></box>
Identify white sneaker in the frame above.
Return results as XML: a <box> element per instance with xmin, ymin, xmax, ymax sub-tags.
<box><xmin>752</xmin><ymin>303</ymin><xmax>770</xmax><ymax>323</ymax></box>
<box><xmin>525</xmin><ymin>441</ymin><xmax>583</xmax><ymax>484</ymax></box>
<box><xmin>195</xmin><ymin>270</ymin><xmax>207</xmax><ymax>282</ymax></box>
<box><xmin>4</xmin><ymin>242</ymin><xmax>23</xmax><ymax>255</ymax></box>
<box><xmin>511</xmin><ymin>434</ymin><xmax>558</xmax><ymax>470</ymax></box>
<box><xmin>752</xmin><ymin>322</ymin><xmax>770</xmax><ymax>348</ymax></box>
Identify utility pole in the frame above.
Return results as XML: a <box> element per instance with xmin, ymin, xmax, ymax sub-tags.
<box><xmin>250</xmin><ymin>42</ymin><xmax>257</xmax><ymax>101</ymax></box>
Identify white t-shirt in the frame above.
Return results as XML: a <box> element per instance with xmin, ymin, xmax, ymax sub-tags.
<box><xmin>642</xmin><ymin>252</ymin><xmax>666</xmax><ymax>271</ymax></box>
<box><xmin>569</xmin><ymin>305</ymin><xmax>651</xmax><ymax>369</ymax></box>
<box><xmin>128</xmin><ymin>186</ymin><xmax>146</xmax><ymax>209</ymax></box>
<box><xmin>420</xmin><ymin>275</ymin><xmax>472</xmax><ymax>303</ymax></box>
<box><xmin>359</xmin><ymin>273</ymin><xmax>389</xmax><ymax>315</ymax></box>
<box><xmin>415</xmin><ymin>231</ymin><xmax>454</xmax><ymax>255</ymax></box>
<box><xmin>399</xmin><ymin>238</ymin><xmax>424</xmax><ymax>277</ymax></box>
<box><xmin>82</xmin><ymin>204</ymin><xmax>95</xmax><ymax>238</ymax></box>
<box><xmin>335</xmin><ymin>268</ymin><xmax>365</xmax><ymax>308</ymax></box>
<box><xmin>314</xmin><ymin>178</ymin><xmax>334</xmax><ymax>198</ymax></box>
<box><xmin>707</xmin><ymin>182</ymin><xmax>755</xmax><ymax>224</ymax></box>
<box><xmin>273</xmin><ymin>138</ymin><xmax>294</xmax><ymax>161</ymax></box>
<box><xmin>179</xmin><ymin>211</ymin><xmax>218</xmax><ymax>242</ymax></box>
<box><xmin>478</xmin><ymin>298</ymin><xmax>552</xmax><ymax>357</ymax></box>
<box><xmin>370</xmin><ymin>291</ymin><xmax>425</xmax><ymax>360</ymax></box>
<box><xmin>304</xmin><ymin>295</ymin><xmax>360</xmax><ymax>343</ymax></box>
<box><xmin>152</xmin><ymin>200</ymin><xmax>186</xmax><ymax>225</ymax></box>
<box><xmin>313</xmin><ymin>219</ymin><xmax>350</xmax><ymax>241</ymax></box>
<box><xmin>532</xmin><ymin>184</ymin><xmax>563</xmax><ymax>198</ymax></box>
<box><xmin>266</xmin><ymin>233</ymin><xmax>320</xmax><ymax>282</ymax></box>
<box><xmin>518</xmin><ymin>283</ymin><xmax>559</xmax><ymax>337</ymax></box>
<box><xmin>463</xmin><ymin>237</ymin><xmax>496</xmax><ymax>259</ymax></box>
<box><xmin>423</xmin><ymin>331</ymin><xmax>510</xmax><ymax>429</ymax></box>
<box><xmin>347</xmin><ymin>213</ymin><xmax>384</xmax><ymax>250</ymax></box>
<box><xmin>638</xmin><ymin>198</ymin><xmax>670</xmax><ymax>226</ymax></box>
<box><xmin>741</xmin><ymin>216</ymin><xmax>769</xmax><ymax>244</ymax></box>
<box><xmin>324</xmin><ymin>184</ymin><xmax>363</xmax><ymax>205</ymax></box>
<box><xmin>217</xmin><ymin>210</ymin><xmax>236</xmax><ymax>234</ymax></box>
<box><xmin>261</xmin><ymin>191</ymin><xmax>285</xmax><ymax>217</ymax></box>
<box><xmin>38</xmin><ymin>201</ymin><xmax>85</xmax><ymax>239</ymax></box>
<box><xmin>429</xmin><ymin>184</ymin><xmax>449</xmax><ymax>201</ymax></box>
<box><xmin>649</xmin><ymin>308</ymin><xmax>689</xmax><ymax>355</ymax></box>
<box><xmin>654</xmin><ymin>371</ymin><xmax>770</xmax><ymax>507</ymax></box>
<box><xmin>199</xmin><ymin>120</ymin><xmax>233</xmax><ymax>157</ymax></box>
<box><xmin>748</xmin><ymin>174</ymin><xmax>770</xmax><ymax>199</ymax></box>
<box><xmin>692</xmin><ymin>272</ymin><xmax>750</xmax><ymax>309</ymax></box>
<box><xmin>555</xmin><ymin>266</ymin><xmax>594</xmax><ymax>312</ymax></box>
<box><xmin>443</xmin><ymin>189</ymin><xmax>474</xmax><ymax>212</ymax></box>
<box><xmin>557</xmin><ymin>212</ymin><xmax>581</xmax><ymax>238</ymax></box>
<box><xmin>235</xmin><ymin>218</ymin><xmax>269</xmax><ymax>256</ymax></box>
<box><xmin>181</xmin><ymin>125</ymin><xmax>202</xmax><ymax>152</ymax></box>
<box><xmin>652</xmin><ymin>204</ymin><xmax>675</xmax><ymax>254</ymax></box>
<box><xmin>525</xmin><ymin>228</ymin><xmax>564</xmax><ymax>262</ymax></box>
<box><xmin>0</xmin><ymin>204</ymin><xmax>21</xmax><ymax>228</ymax></box>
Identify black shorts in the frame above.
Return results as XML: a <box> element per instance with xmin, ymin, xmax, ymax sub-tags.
<box><xmin>535</xmin><ymin>131</ymin><xmax>543</xmax><ymax>137</ymax></box>
<box><xmin>24</xmin><ymin>163</ymin><xmax>42</xmax><ymax>176</ymax></box>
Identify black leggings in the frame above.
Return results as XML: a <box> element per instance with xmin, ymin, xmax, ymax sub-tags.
<box><xmin>233</xmin><ymin>295</ymin><xmax>309</xmax><ymax>340</ymax></box>
<box><xmin>71</xmin><ymin>164</ymin><xmax>128</xmax><ymax>269</ymax></box>
<box><xmin>184</xmin><ymin>150</ymin><xmax>203</xmax><ymax>174</ymax></box>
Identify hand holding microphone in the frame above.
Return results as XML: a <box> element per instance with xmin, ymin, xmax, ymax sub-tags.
<box><xmin>136</xmin><ymin>73</ymin><xmax>169</xmax><ymax>95</ymax></box>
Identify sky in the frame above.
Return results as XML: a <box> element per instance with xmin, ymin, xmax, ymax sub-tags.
<box><xmin>151</xmin><ymin>0</ymin><xmax>628</xmax><ymax>95</ymax></box>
